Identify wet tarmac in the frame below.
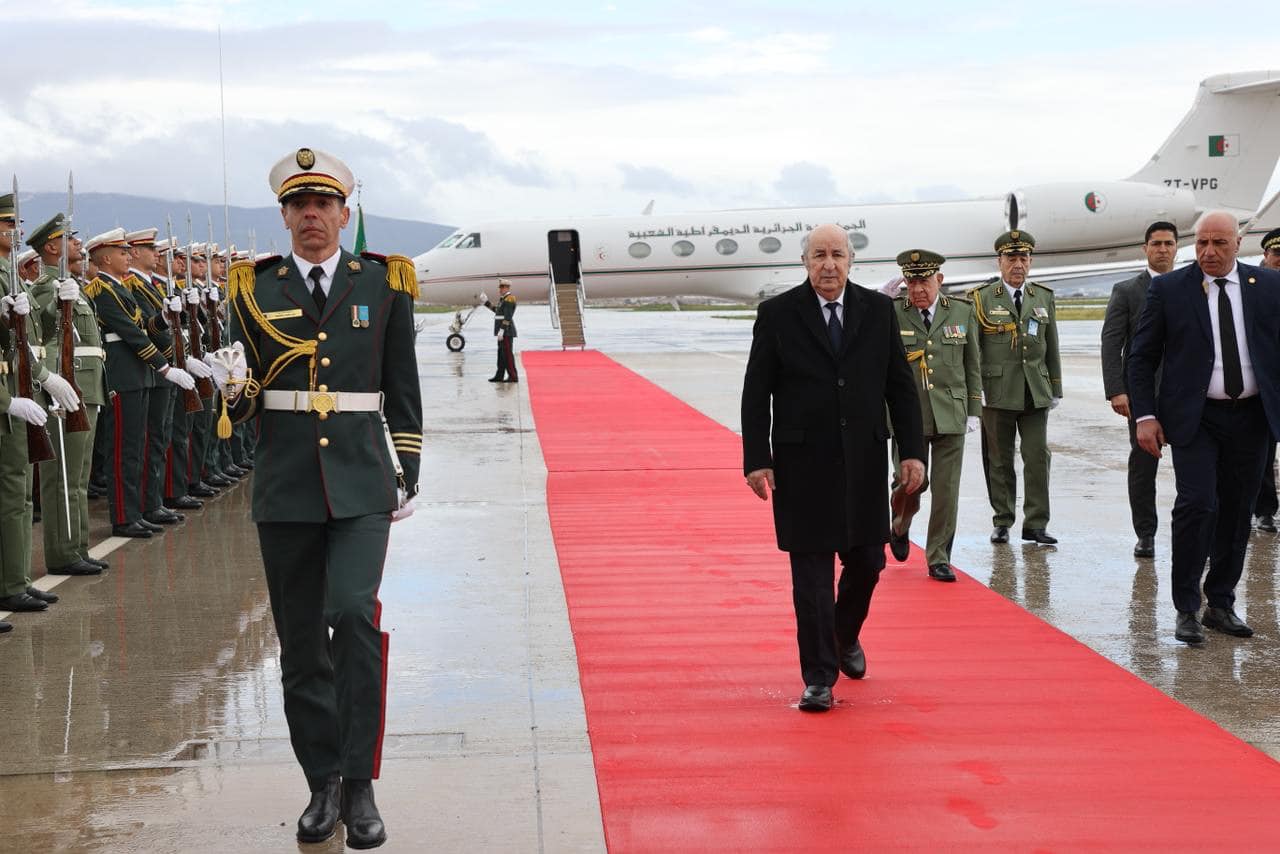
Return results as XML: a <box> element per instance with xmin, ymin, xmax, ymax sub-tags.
<box><xmin>0</xmin><ymin>305</ymin><xmax>1276</xmax><ymax>851</ymax></box>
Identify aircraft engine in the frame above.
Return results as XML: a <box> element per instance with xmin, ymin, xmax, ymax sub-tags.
<box><xmin>1004</xmin><ymin>181</ymin><xmax>1196</xmax><ymax>252</ymax></box>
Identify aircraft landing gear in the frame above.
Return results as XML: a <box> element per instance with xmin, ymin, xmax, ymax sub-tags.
<box><xmin>446</xmin><ymin>332</ymin><xmax>465</xmax><ymax>352</ymax></box>
<box><xmin>446</xmin><ymin>305</ymin><xmax>481</xmax><ymax>351</ymax></box>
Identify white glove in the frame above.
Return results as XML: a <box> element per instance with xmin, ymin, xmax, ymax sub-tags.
<box><xmin>42</xmin><ymin>373</ymin><xmax>80</xmax><ymax>412</ymax></box>
<box><xmin>184</xmin><ymin>287</ymin><xmax>202</xmax><ymax>305</ymax></box>
<box><xmin>205</xmin><ymin>343</ymin><xmax>247</xmax><ymax>393</ymax></box>
<box><xmin>56</xmin><ymin>278</ymin><xmax>79</xmax><ymax>302</ymax></box>
<box><xmin>475</xmin><ymin>290</ymin><xmax>489</xmax><ymax>306</ymax></box>
<box><xmin>185</xmin><ymin>358</ymin><xmax>214</xmax><ymax>379</ymax></box>
<box><xmin>2</xmin><ymin>293</ymin><xmax>31</xmax><ymax>315</ymax></box>
<box><xmin>164</xmin><ymin>296</ymin><xmax>182</xmax><ymax>313</ymax></box>
<box><xmin>1050</xmin><ymin>397</ymin><xmax>1061</xmax><ymax>410</ymax></box>
<box><xmin>391</xmin><ymin>489</ymin><xmax>416</xmax><ymax>522</ymax></box>
<box><xmin>7</xmin><ymin>397</ymin><xmax>48</xmax><ymax>426</ymax></box>
<box><xmin>880</xmin><ymin>275</ymin><xmax>904</xmax><ymax>297</ymax></box>
<box><xmin>496</xmin><ymin>328</ymin><xmax>505</xmax><ymax>340</ymax></box>
<box><xmin>205</xmin><ymin>286</ymin><xmax>220</xmax><ymax>303</ymax></box>
<box><xmin>162</xmin><ymin>365</ymin><xmax>196</xmax><ymax>390</ymax></box>
<box><xmin>966</xmin><ymin>415</ymin><xmax>980</xmax><ymax>433</ymax></box>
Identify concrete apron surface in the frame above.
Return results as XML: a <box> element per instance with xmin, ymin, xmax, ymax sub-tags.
<box><xmin>0</xmin><ymin>307</ymin><xmax>1277</xmax><ymax>852</ymax></box>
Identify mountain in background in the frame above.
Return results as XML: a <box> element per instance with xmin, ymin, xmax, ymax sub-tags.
<box><xmin>15</xmin><ymin>192</ymin><xmax>454</xmax><ymax>258</ymax></box>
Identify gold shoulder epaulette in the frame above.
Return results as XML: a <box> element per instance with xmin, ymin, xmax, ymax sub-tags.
<box><xmin>84</xmin><ymin>276</ymin><xmax>106</xmax><ymax>300</ymax></box>
<box><xmin>362</xmin><ymin>251</ymin><xmax>419</xmax><ymax>301</ymax></box>
<box><xmin>228</xmin><ymin>255</ymin><xmax>281</xmax><ymax>301</ymax></box>
<box><xmin>948</xmin><ymin>294</ymin><xmax>972</xmax><ymax>304</ymax></box>
<box><xmin>506</xmin><ymin>293</ymin><xmax>517</xmax><ymax>304</ymax></box>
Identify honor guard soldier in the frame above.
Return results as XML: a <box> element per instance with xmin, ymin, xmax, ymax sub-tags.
<box><xmin>184</xmin><ymin>243</ymin><xmax>227</xmax><ymax>496</ymax></box>
<box><xmin>28</xmin><ymin>215</ymin><xmax>107</xmax><ymax>576</ymax></box>
<box><xmin>0</xmin><ymin>195</ymin><xmax>78</xmax><ymax>614</ymax></box>
<box><xmin>85</xmin><ymin>228</ymin><xmax>196</xmax><ymax>538</ymax></box>
<box><xmin>484</xmin><ymin>278</ymin><xmax>518</xmax><ymax>382</ymax></box>
<box><xmin>890</xmin><ymin>250</ymin><xmax>982</xmax><ymax>581</ymax></box>
<box><xmin>970</xmin><ymin>230</ymin><xmax>1062</xmax><ymax>545</ymax></box>
<box><xmin>1254</xmin><ymin>227</ymin><xmax>1280</xmax><ymax>533</ymax></box>
<box><xmin>154</xmin><ymin>238</ymin><xmax>203</xmax><ymax>512</ymax></box>
<box><xmin>214</xmin><ymin>147</ymin><xmax>422</xmax><ymax>848</ymax></box>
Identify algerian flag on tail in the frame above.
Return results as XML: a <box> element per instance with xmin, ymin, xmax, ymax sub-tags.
<box><xmin>1209</xmin><ymin>134</ymin><xmax>1239</xmax><ymax>157</ymax></box>
<box><xmin>353</xmin><ymin>203</ymin><xmax>367</xmax><ymax>253</ymax></box>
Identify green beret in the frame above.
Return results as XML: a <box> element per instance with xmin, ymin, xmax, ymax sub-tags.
<box><xmin>26</xmin><ymin>213</ymin><xmax>72</xmax><ymax>250</ymax></box>
<box><xmin>0</xmin><ymin>193</ymin><xmax>14</xmax><ymax>223</ymax></box>
<box><xmin>995</xmin><ymin>229</ymin><xmax>1035</xmax><ymax>254</ymax></box>
<box><xmin>896</xmin><ymin>248</ymin><xmax>946</xmax><ymax>278</ymax></box>
<box><xmin>1263</xmin><ymin>228</ymin><xmax>1280</xmax><ymax>252</ymax></box>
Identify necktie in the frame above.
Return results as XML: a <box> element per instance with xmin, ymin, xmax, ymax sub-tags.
<box><xmin>308</xmin><ymin>265</ymin><xmax>327</xmax><ymax>314</ymax></box>
<box><xmin>921</xmin><ymin>308</ymin><xmax>932</xmax><ymax>330</ymax></box>
<box><xmin>1013</xmin><ymin>288</ymin><xmax>1022</xmax><ymax>316</ymax></box>
<box><xmin>825</xmin><ymin>302</ymin><xmax>842</xmax><ymax>351</ymax></box>
<box><xmin>1215</xmin><ymin>278</ymin><xmax>1244</xmax><ymax>399</ymax></box>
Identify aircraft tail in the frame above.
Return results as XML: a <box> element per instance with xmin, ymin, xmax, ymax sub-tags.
<box><xmin>1127</xmin><ymin>71</ymin><xmax>1280</xmax><ymax>214</ymax></box>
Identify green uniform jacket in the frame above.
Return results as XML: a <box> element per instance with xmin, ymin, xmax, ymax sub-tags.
<box><xmin>486</xmin><ymin>292</ymin><xmax>517</xmax><ymax>337</ymax></box>
<box><xmin>32</xmin><ymin>265</ymin><xmax>107</xmax><ymax>407</ymax></box>
<box><xmin>968</xmin><ymin>279</ymin><xmax>1062</xmax><ymax>410</ymax></box>
<box><xmin>894</xmin><ymin>295</ymin><xmax>982</xmax><ymax>434</ymax></box>
<box><xmin>0</xmin><ymin>257</ymin><xmax>15</xmax><ymax>431</ymax></box>
<box><xmin>228</xmin><ymin>250</ymin><xmax>423</xmax><ymax>523</ymax></box>
<box><xmin>0</xmin><ymin>262</ymin><xmax>56</xmax><ymax>432</ymax></box>
<box><xmin>87</xmin><ymin>273</ymin><xmax>170</xmax><ymax>393</ymax></box>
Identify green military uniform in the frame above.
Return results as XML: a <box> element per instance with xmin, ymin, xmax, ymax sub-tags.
<box><xmin>227</xmin><ymin>235</ymin><xmax>422</xmax><ymax>789</ymax></box>
<box><xmin>484</xmin><ymin>287</ymin><xmax>518</xmax><ymax>382</ymax></box>
<box><xmin>185</xmin><ymin>253</ymin><xmax>220</xmax><ymax>493</ymax></box>
<box><xmin>153</xmin><ymin>268</ymin><xmax>197</xmax><ymax>507</ymax></box>
<box><xmin>893</xmin><ymin>250</ymin><xmax>982</xmax><ymax>570</ymax></box>
<box><xmin>969</xmin><ymin>230</ymin><xmax>1062</xmax><ymax>534</ymax></box>
<box><xmin>0</xmin><ymin>242</ymin><xmax>27</xmax><ymax>600</ymax></box>
<box><xmin>128</xmin><ymin>255</ymin><xmax>178</xmax><ymax>521</ymax></box>
<box><xmin>31</xmin><ymin>225</ymin><xmax>107</xmax><ymax>570</ymax></box>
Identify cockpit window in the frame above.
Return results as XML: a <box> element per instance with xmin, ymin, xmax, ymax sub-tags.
<box><xmin>455</xmin><ymin>233</ymin><xmax>482</xmax><ymax>249</ymax></box>
<box><xmin>435</xmin><ymin>232</ymin><xmax>464</xmax><ymax>249</ymax></box>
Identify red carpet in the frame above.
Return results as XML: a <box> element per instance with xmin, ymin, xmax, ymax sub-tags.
<box><xmin>524</xmin><ymin>350</ymin><xmax>1280</xmax><ymax>852</ymax></box>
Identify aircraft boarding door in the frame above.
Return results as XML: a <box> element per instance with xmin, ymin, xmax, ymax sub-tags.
<box><xmin>547</xmin><ymin>230</ymin><xmax>586</xmax><ymax>349</ymax></box>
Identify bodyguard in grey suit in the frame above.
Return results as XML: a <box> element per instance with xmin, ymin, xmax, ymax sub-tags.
<box><xmin>1100</xmin><ymin>222</ymin><xmax>1179</xmax><ymax>558</ymax></box>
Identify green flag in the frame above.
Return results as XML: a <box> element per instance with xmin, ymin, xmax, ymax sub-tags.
<box><xmin>353</xmin><ymin>203</ymin><xmax>367</xmax><ymax>253</ymax></box>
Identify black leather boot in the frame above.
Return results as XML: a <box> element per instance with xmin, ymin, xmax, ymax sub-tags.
<box><xmin>296</xmin><ymin>774</ymin><xmax>340</xmax><ymax>844</ymax></box>
<box><xmin>341</xmin><ymin>779</ymin><xmax>387</xmax><ymax>849</ymax></box>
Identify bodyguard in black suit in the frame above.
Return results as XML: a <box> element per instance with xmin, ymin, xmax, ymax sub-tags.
<box><xmin>1128</xmin><ymin>211</ymin><xmax>1280</xmax><ymax>644</ymax></box>
<box><xmin>742</xmin><ymin>224</ymin><xmax>925</xmax><ymax>712</ymax></box>
<box><xmin>1100</xmin><ymin>221</ymin><xmax>1179</xmax><ymax>558</ymax></box>
<box><xmin>1253</xmin><ymin>227</ymin><xmax>1280</xmax><ymax>533</ymax></box>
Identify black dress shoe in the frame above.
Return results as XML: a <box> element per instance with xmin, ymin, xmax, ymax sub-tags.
<box><xmin>218</xmin><ymin>468</ymin><xmax>242</xmax><ymax>481</ymax></box>
<box><xmin>166</xmin><ymin>495</ymin><xmax>203</xmax><ymax>510</ymax></box>
<box><xmin>234</xmin><ymin>459</ymin><xmax>254</xmax><ymax>470</ymax></box>
<box><xmin>1021</xmin><ymin>528</ymin><xmax>1058</xmax><ymax>545</ymax></box>
<box><xmin>137</xmin><ymin>518</ymin><xmax>164</xmax><ymax>533</ymax></box>
<box><xmin>143</xmin><ymin>510</ymin><xmax>182</xmax><ymax>525</ymax></box>
<box><xmin>296</xmin><ymin>775</ymin><xmax>340</xmax><ymax>844</ymax></box>
<box><xmin>111</xmin><ymin>522</ymin><xmax>153</xmax><ymax>538</ymax></box>
<box><xmin>26</xmin><ymin>586</ymin><xmax>58</xmax><ymax>604</ymax></box>
<box><xmin>488</xmin><ymin>376</ymin><xmax>504</xmax><ymax>382</ymax></box>
<box><xmin>839</xmin><ymin>641</ymin><xmax>866</xmax><ymax>680</ymax></box>
<box><xmin>81</xmin><ymin>555</ymin><xmax>109</xmax><ymax>570</ymax></box>
<box><xmin>1256</xmin><ymin>515</ymin><xmax>1278</xmax><ymax>533</ymax></box>
<box><xmin>0</xmin><ymin>592</ymin><xmax>49</xmax><ymax>612</ymax></box>
<box><xmin>86</xmin><ymin>484</ymin><xmax>104</xmax><ymax>499</ymax></box>
<box><xmin>1133</xmin><ymin>535</ymin><xmax>1155</xmax><ymax>558</ymax></box>
<box><xmin>1202</xmin><ymin>606</ymin><xmax>1254</xmax><ymax>638</ymax></box>
<box><xmin>47</xmin><ymin>559</ymin><xmax>102</xmax><ymax>576</ymax></box>
<box><xmin>1175</xmin><ymin>611</ymin><xmax>1205</xmax><ymax>644</ymax></box>
<box><xmin>188</xmin><ymin>484</ymin><xmax>218</xmax><ymax>498</ymax></box>
<box><xmin>990</xmin><ymin>526</ymin><xmax>1009</xmax><ymax>543</ymax></box>
<box><xmin>888</xmin><ymin>530</ymin><xmax>910</xmax><ymax>562</ymax></box>
<box><xmin>502</xmin><ymin>377</ymin><xmax>519</xmax><ymax>383</ymax></box>
<box><xmin>226</xmin><ymin>464</ymin><xmax>249</xmax><ymax>477</ymax></box>
<box><xmin>928</xmin><ymin>563</ymin><xmax>957</xmax><ymax>582</ymax></box>
<box><xmin>798</xmin><ymin>685</ymin><xmax>833</xmax><ymax>712</ymax></box>
<box><xmin>0</xmin><ymin>619</ymin><xmax>10</xmax><ymax>633</ymax></box>
<box><xmin>206</xmin><ymin>474</ymin><xmax>233</xmax><ymax>488</ymax></box>
<box><xmin>341</xmin><ymin>779</ymin><xmax>387</xmax><ymax>849</ymax></box>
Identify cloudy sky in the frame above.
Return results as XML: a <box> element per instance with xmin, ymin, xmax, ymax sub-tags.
<box><xmin>7</xmin><ymin>2</ymin><xmax>1279</xmax><ymax>227</ymax></box>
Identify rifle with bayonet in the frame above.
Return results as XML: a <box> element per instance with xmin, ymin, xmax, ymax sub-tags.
<box><xmin>59</xmin><ymin>171</ymin><xmax>90</xmax><ymax>433</ymax></box>
<box><xmin>184</xmin><ymin>214</ymin><xmax>214</xmax><ymax>400</ymax></box>
<box><xmin>8</xmin><ymin>176</ymin><xmax>55</xmax><ymax>463</ymax></box>
<box><xmin>166</xmin><ymin>216</ymin><xmax>203</xmax><ymax>414</ymax></box>
<box><xmin>206</xmin><ymin>215</ymin><xmax>223</xmax><ymax>351</ymax></box>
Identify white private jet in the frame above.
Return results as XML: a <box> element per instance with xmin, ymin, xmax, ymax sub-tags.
<box><xmin>416</xmin><ymin>70</ymin><xmax>1280</xmax><ymax>349</ymax></box>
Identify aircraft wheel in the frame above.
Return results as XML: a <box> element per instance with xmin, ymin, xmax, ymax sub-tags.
<box><xmin>446</xmin><ymin>333</ymin><xmax>466</xmax><ymax>352</ymax></box>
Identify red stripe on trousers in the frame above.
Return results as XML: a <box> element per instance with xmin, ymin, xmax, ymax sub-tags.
<box><xmin>371</xmin><ymin>597</ymin><xmax>388</xmax><ymax>779</ymax></box>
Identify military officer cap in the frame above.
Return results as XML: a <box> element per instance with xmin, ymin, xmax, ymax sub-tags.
<box><xmin>896</xmin><ymin>249</ymin><xmax>946</xmax><ymax>278</ymax></box>
<box><xmin>1262</xmin><ymin>227</ymin><xmax>1280</xmax><ymax>252</ymax></box>
<box><xmin>185</xmin><ymin>242</ymin><xmax>208</xmax><ymax>259</ymax></box>
<box><xmin>154</xmin><ymin>236</ymin><xmax>176</xmax><ymax>254</ymax></box>
<box><xmin>84</xmin><ymin>227</ymin><xmax>129</xmax><ymax>253</ymax></box>
<box><xmin>0</xmin><ymin>193</ymin><xmax>17</xmax><ymax>223</ymax></box>
<box><xmin>498</xmin><ymin>278</ymin><xmax>512</xmax><ymax>288</ymax></box>
<box><xmin>994</xmin><ymin>229</ymin><xmax>1036</xmax><ymax>254</ymax></box>
<box><xmin>125</xmin><ymin>228</ymin><xmax>158</xmax><ymax>247</ymax></box>
<box><xmin>25</xmin><ymin>213</ymin><xmax>75</xmax><ymax>249</ymax></box>
<box><xmin>16</xmin><ymin>248</ymin><xmax>37</xmax><ymax>267</ymax></box>
<box><xmin>269</xmin><ymin>147</ymin><xmax>356</xmax><ymax>202</ymax></box>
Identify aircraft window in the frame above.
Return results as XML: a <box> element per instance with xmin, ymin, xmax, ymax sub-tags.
<box><xmin>759</xmin><ymin>237</ymin><xmax>781</xmax><ymax>254</ymax></box>
<box><xmin>672</xmin><ymin>240</ymin><xmax>695</xmax><ymax>257</ymax></box>
<box><xmin>628</xmin><ymin>241</ymin><xmax>651</xmax><ymax>259</ymax></box>
<box><xmin>435</xmin><ymin>232</ymin><xmax>464</xmax><ymax>249</ymax></box>
<box><xmin>850</xmin><ymin>232</ymin><xmax>869</xmax><ymax>250</ymax></box>
<box><xmin>455</xmin><ymin>232</ymin><xmax>482</xmax><ymax>249</ymax></box>
<box><xmin>715</xmin><ymin>238</ymin><xmax>738</xmax><ymax>256</ymax></box>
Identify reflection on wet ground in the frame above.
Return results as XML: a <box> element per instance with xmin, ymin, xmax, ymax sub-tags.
<box><xmin>0</xmin><ymin>307</ymin><xmax>1275</xmax><ymax>850</ymax></box>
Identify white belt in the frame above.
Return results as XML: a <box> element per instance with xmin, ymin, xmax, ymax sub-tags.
<box><xmin>74</xmin><ymin>346</ymin><xmax>106</xmax><ymax>359</ymax></box>
<box><xmin>261</xmin><ymin>389</ymin><xmax>383</xmax><ymax>414</ymax></box>
<box><xmin>104</xmin><ymin>333</ymin><xmax>123</xmax><ymax>343</ymax></box>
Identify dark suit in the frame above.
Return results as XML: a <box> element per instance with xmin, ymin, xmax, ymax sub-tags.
<box><xmin>1127</xmin><ymin>261</ymin><xmax>1280</xmax><ymax>613</ymax></box>
<box><xmin>1101</xmin><ymin>271</ymin><xmax>1160</xmax><ymax>537</ymax></box>
<box><xmin>742</xmin><ymin>280</ymin><xmax>924</xmax><ymax>686</ymax></box>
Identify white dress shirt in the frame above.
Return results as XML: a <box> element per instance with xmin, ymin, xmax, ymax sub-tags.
<box><xmin>293</xmin><ymin>248</ymin><xmax>342</xmax><ymax>298</ymax></box>
<box><xmin>814</xmin><ymin>286</ymin><xmax>845</xmax><ymax>325</ymax></box>
<box><xmin>1205</xmin><ymin>263</ymin><xmax>1257</xmax><ymax>399</ymax></box>
<box><xmin>919</xmin><ymin>295</ymin><xmax>939</xmax><ymax>326</ymax></box>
